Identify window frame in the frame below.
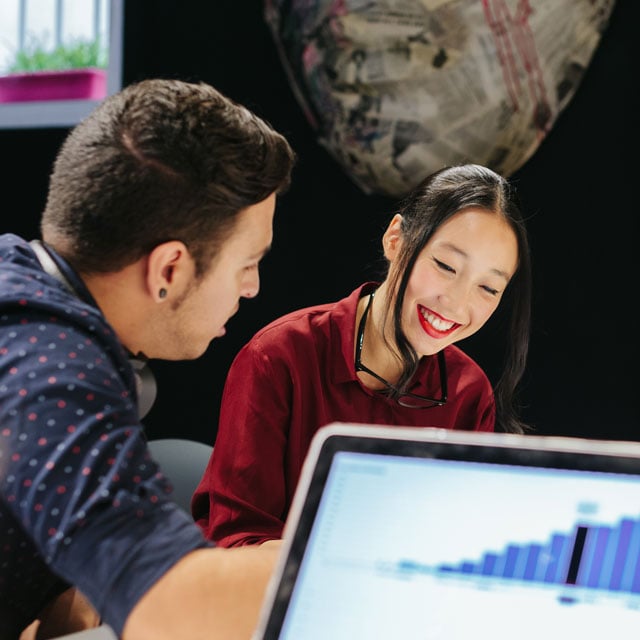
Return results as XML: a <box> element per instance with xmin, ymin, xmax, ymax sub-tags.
<box><xmin>0</xmin><ymin>0</ymin><xmax>123</xmax><ymax>130</ymax></box>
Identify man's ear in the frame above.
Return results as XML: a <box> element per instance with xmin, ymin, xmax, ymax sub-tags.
<box><xmin>382</xmin><ymin>214</ymin><xmax>403</xmax><ymax>261</ymax></box>
<box><xmin>145</xmin><ymin>241</ymin><xmax>193</xmax><ymax>302</ymax></box>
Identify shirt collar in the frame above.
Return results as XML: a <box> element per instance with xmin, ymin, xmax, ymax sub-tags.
<box><xmin>36</xmin><ymin>241</ymin><xmax>100</xmax><ymax>309</ymax></box>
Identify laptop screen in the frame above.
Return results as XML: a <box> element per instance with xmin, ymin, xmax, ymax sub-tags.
<box><xmin>255</xmin><ymin>424</ymin><xmax>640</xmax><ymax>640</ymax></box>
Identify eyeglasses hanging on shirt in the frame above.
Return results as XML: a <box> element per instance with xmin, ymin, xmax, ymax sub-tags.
<box><xmin>355</xmin><ymin>291</ymin><xmax>448</xmax><ymax>409</ymax></box>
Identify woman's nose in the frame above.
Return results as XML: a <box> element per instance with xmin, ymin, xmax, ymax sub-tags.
<box><xmin>438</xmin><ymin>280</ymin><xmax>468</xmax><ymax>314</ymax></box>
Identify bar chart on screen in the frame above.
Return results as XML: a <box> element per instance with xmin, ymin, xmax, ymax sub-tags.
<box><xmin>431</xmin><ymin>512</ymin><xmax>640</xmax><ymax>596</ymax></box>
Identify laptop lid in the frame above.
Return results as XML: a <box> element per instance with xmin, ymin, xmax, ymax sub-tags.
<box><xmin>253</xmin><ymin>423</ymin><xmax>640</xmax><ymax>640</ymax></box>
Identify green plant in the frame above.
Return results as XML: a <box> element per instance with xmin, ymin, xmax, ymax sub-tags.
<box><xmin>6</xmin><ymin>37</ymin><xmax>107</xmax><ymax>74</ymax></box>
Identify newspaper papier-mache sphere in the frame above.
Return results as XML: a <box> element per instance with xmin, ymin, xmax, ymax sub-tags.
<box><xmin>265</xmin><ymin>0</ymin><xmax>616</xmax><ymax>197</ymax></box>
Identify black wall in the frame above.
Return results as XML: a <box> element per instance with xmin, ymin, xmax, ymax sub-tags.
<box><xmin>2</xmin><ymin>0</ymin><xmax>638</xmax><ymax>444</ymax></box>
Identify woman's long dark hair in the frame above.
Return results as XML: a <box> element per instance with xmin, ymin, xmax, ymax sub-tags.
<box><xmin>381</xmin><ymin>164</ymin><xmax>532</xmax><ymax>434</ymax></box>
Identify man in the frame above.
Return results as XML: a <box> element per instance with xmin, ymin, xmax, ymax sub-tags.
<box><xmin>0</xmin><ymin>78</ymin><xmax>295</xmax><ymax>639</ymax></box>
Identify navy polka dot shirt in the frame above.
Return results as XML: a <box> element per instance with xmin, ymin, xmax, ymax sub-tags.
<box><xmin>0</xmin><ymin>235</ymin><xmax>210</xmax><ymax>638</ymax></box>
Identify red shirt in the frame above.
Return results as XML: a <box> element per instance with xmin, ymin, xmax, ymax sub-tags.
<box><xmin>192</xmin><ymin>283</ymin><xmax>495</xmax><ymax>547</ymax></box>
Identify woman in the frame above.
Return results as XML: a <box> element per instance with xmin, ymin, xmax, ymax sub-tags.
<box><xmin>193</xmin><ymin>163</ymin><xmax>532</xmax><ymax>547</ymax></box>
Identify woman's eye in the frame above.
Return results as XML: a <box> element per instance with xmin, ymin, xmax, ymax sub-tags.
<box><xmin>481</xmin><ymin>285</ymin><xmax>499</xmax><ymax>296</ymax></box>
<box><xmin>434</xmin><ymin>258</ymin><xmax>455</xmax><ymax>273</ymax></box>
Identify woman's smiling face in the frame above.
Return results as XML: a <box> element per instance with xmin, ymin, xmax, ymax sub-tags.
<box><xmin>398</xmin><ymin>207</ymin><xmax>519</xmax><ymax>356</ymax></box>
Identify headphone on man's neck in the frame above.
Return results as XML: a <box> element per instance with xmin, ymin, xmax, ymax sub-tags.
<box><xmin>29</xmin><ymin>239</ymin><xmax>157</xmax><ymax>419</ymax></box>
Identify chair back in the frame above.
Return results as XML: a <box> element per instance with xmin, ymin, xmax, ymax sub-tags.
<box><xmin>147</xmin><ymin>438</ymin><xmax>213</xmax><ymax>515</ymax></box>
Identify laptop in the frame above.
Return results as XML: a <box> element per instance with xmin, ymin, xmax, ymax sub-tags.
<box><xmin>253</xmin><ymin>422</ymin><xmax>640</xmax><ymax>640</ymax></box>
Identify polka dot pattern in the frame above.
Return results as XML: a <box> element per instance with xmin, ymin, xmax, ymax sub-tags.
<box><xmin>0</xmin><ymin>235</ymin><xmax>210</xmax><ymax>636</ymax></box>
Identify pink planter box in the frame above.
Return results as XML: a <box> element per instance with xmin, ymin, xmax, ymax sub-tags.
<box><xmin>0</xmin><ymin>68</ymin><xmax>107</xmax><ymax>103</ymax></box>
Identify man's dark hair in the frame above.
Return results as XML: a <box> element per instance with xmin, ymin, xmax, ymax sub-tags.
<box><xmin>42</xmin><ymin>78</ymin><xmax>296</xmax><ymax>276</ymax></box>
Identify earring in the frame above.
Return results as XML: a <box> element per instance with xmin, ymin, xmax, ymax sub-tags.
<box><xmin>158</xmin><ymin>288</ymin><xmax>167</xmax><ymax>299</ymax></box>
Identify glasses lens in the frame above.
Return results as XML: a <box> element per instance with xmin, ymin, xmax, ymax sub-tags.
<box><xmin>397</xmin><ymin>395</ymin><xmax>445</xmax><ymax>409</ymax></box>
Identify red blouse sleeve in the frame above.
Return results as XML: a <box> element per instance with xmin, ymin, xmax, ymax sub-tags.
<box><xmin>192</xmin><ymin>339</ymin><xmax>293</xmax><ymax>546</ymax></box>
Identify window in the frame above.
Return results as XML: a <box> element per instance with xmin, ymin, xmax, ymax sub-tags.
<box><xmin>0</xmin><ymin>0</ymin><xmax>123</xmax><ymax>129</ymax></box>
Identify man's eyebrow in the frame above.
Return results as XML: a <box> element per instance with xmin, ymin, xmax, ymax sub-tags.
<box><xmin>252</xmin><ymin>244</ymin><xmax>272</xmax><ymax>260</ymax></box>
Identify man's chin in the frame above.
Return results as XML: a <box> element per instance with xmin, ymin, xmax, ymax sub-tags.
<box><xmin>153</xmin><ymin>345</ymin><xmax>210</xmax><ymax>361</ymax></box>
